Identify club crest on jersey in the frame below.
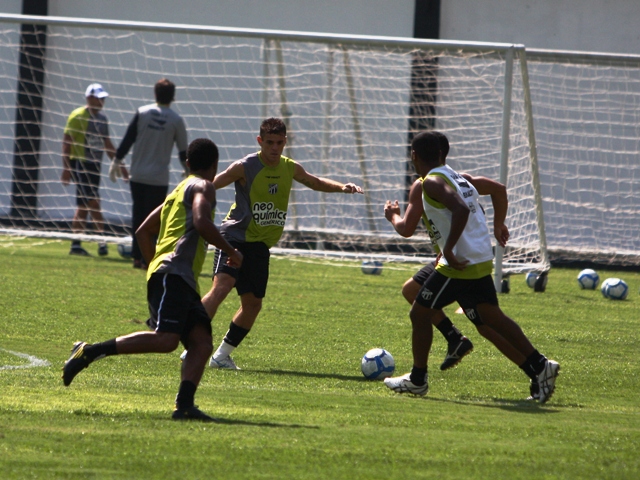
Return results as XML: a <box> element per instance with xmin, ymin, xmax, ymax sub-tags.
<box><xmin>268</xmin><ymin>183</ymin><xmax>278</xmax><ymax>195</ymax></box>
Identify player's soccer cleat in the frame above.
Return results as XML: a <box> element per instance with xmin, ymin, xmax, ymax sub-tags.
<box><xmin>209</xmin><ymin>355</ymin><xmax>240</xmax><ymax>370</ymax></box>
<box><xmin>69</xmin><ymin>245</ymin><xmax>90</xmax><ymax>256</ymax></box>
<box><xmin>526</xmin><ymin>379</ymin><xmax>540</xmax><ymax>401</ymax></box>
<box><xmin>440</xmin><ymin>336</ymin><xmax>474</xmax><ymax>370</ymax></box>
<box><xmin>383</xmin><ymin>373</ymin><xmax>428</xmax><ymax>396</ymax></box>
<box><xmin>535</xmin><ymin>359</ymin><xmax>560</xmax><ymax>403</ymax></box>
<box><xmin>171</xmin><ymin>405</ymin><xmax>216</xmax><ymax>422</ymax></box>
<box><xmin>97</xmin><ymin>243</ymin><xmax>108</xmax><ymax>256</ymax></box>
<box><xmin>62</xmin><ymin>341</ymin><xmax>91</xmax><ymax>386</ymax></box>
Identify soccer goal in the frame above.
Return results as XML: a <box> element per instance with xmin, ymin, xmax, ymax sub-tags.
<box><xmin>0</xmin><ymin>13</ymin><xmax>549</xmax><ymax>281</ymax></box>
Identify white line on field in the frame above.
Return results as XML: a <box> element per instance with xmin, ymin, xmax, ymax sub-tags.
<box><xmin>0</xmin><ymin>348</ymin><xmax>52</xmax><ymax>370</ymax></box>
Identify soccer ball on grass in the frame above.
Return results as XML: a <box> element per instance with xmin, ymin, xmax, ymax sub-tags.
<box><xmin>361</xmin><ymin>261</ymin><xmax>383</xmax><ymax>275</ymax></box>
<box><xmin>361</xmin><ymin>348</ymin><xmax>395</xmax><ymax>380</ymax></box>
<box><xmin>577</xmin><ymin>269</ymin><xmax>599</xmax><ymax>290</ymax></box>
<box><xmin>600</xmin><ymin>278</ymin><xmax>628</xmax><ymax>300</ymax></box>
<box><xmin>117</xmin><ymin>243</ymin><xmax>133</xmax><ymax>259</ymax></box>
<box><xmin>525</xmin><ymin>272</ymin><xmax>537</xmax><ymax>289</ymax></box>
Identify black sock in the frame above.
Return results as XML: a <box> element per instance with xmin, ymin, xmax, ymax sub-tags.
<box><xmin>410</xmin><ymin>367</ymin><xmax>427</xmax><ymax>386</ymax></box>
<box><xmin>84</xmin><ymin>339</ymin><xmax>118</xmax><ymax>362</ymax></box>
<box><xmin>519</xmin><ymin>364</ymin><xmax>537</xmax><ymax>381</ymax></box>
<box><xmin>72</xmin><ymin>240</ymin><xmax>81</xmax><ymax>247</ymax></box>
<box><xmin>520</xmin><ymin>349</ymin><xmax>546</xmax><ymax>378</ymax></box>
<box><xmin>435</xmin><ymin>316</ymin><xmax>463</xmax><ymax>344</ymax></box>
<box><xmin>175</xmin><ymin>380</ymin><xmax>197</xmax><ymax>410</ymax></box>
<box><xmin>223</xmin><ymin>322</ymin><xmax>250</xmax><ymax>347</ymax></box>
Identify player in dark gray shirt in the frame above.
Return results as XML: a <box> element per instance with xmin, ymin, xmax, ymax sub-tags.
<box><xmin>111</xmin><ymin>78</ymin><xmax>188</xmax><ymax>268</ymax></box>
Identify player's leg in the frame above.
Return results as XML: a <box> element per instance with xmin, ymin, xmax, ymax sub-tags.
<box><xmin>85</xmin><ymin>163</ymin><xmax>108</xmax><ymax>256</ymax></box>
<box><xmin>210</xmin><ymin>293</ymin><xmax>262</xmax><ymax>369</ymax></box>
<box><xmin>468</xmin><ymin>276</ymin><xmax>560</xmax><ymax>402</ymax></box>
<box><xmin>403</xmin><ymin>265</ymin><xmax>473</xmax><ymax>370</ymax></box>
<box><xmin>201</xmin><ymin>271</ymin><xmax>236</xmax><ymax>319</ymax></box>
<box><xmin>62</xmin><ymin>273</ymin><xmax>188</xmax><ymax>386</ymax></box>
<box><xmin>68</xmin><ymin>160</ymin><xmax>90</xmax><ymax>255</ymax></box>
<box><xmin>174</xmin><ymin>309</ymin><xmax>216</xmax><ymax>422</ymax></box>
<box><xmin>385</xmin><ymin>271</ymin><xmax>455</xmax><ymax>395</ymax></box>
<box><xmin>210</xmin><ymin>242</ymin><xmax>269</xmax><ymax>370</ymax></box>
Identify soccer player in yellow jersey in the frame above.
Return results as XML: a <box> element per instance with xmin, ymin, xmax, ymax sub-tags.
<box><xmin>383</xmin><ymin>131</ymin><xmax>560</xmax><ymax>403</ymax></box>
<box><xmin>62</xmin><ymin>138</ymin><xmax>242</xmax><ymax>422</ymax></box>
<box><xmin>189</xmin><ymin>117</ymin><xmax>363</xmax><ymax>370</ymax></box>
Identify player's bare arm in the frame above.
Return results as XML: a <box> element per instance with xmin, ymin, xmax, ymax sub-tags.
<box><xmin>103</xmin><ymin>136</ymin><xmax>117</xmax><ymax>161</ymax></box>
<box><xmin>136</xmin><ymin>204</ymin><xmax>162</xmax><ymax>265</ymax></box>
<box><xmin>293</xmin><ymin>162</ymin><xmax>363</xmax><ymax>193</ymax></box>
<box><xmin>192</xmin><ymin>181</ymin><xmax>243</xmax><ymax>268</ymax></box>
<box><xmin>384</xmin><ymin>179</ymin><xmax>423</xmax><ymax>238</ymax></box>
<box><xmin>422</xmin><ymin>175</ymin><xmax>470</xmax><ymax>270</ymax></box>
<box><xmin>213</xmin><ymin>160</ymin><xmax>245</xmax><ymax>190</ymax></box>
<box><xmin>462</xmin><ymin>173</ymin><xmax>509</xmax><ymax>247</ymax></box>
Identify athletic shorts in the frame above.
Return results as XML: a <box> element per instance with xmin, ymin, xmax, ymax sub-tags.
<box><xmin>412</xmin><ymin>261</ymin><xmax>437</xmax><ymax>286</ymax></box>
<box><xmin>70</xmin><ymin>159</ymin><xmax>101</xmax><ymax>207</ymax></box>
<box><xmin>146</xmin><ymin>272</ymin><xmax>212</xmax><ymax>348</ymax></box>
<box><xmin>414</xmin><ymin>270</ymin><xmax>498</xmax><ymax>326</ymax></box>
<box><xmin>212</xmin><ymin>240</ymin><xmax>270</xmax><ymax>298</ymax></box>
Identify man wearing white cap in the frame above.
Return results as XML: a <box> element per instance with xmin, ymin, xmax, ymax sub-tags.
<box><xmin>61</xmin><ymin>83</ymin><xmax>117</xmax><ymax>256</ymax></box>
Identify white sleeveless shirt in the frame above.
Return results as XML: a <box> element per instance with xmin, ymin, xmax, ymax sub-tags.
<box><xmin>422</xmin><ymin>165</ymin><xmax>494</xmax><ymax>268</ymax></box>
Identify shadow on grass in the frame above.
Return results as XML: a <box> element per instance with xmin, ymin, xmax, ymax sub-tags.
<box><xmin>426</xmin><ymin>395</ymin><xmax>563</xmax><ymax>413</ymax></box>
<box><xmin>63</xmin><ymin>408</ymin><xmax>318</xmax><ymax>429</ymax></box>
<box><xmin>243</xmin><ymin>368</ymin><xmax>365</xmax><ymax>382</ymax></box>
<box><xmin>211</xmin><ymin>417</ymin><xmax>318</xmax><ymax>429</ymax></box>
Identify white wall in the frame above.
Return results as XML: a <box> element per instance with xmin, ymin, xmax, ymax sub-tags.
<box><xmin>49</xmin><ymin>0</ymin><xmax>416</xmax><ymax>38</ymax></box>
<box><xmin>441</xmin><ymin>0</ymin><xmax>640</xmax><ymax>54</ymax></box>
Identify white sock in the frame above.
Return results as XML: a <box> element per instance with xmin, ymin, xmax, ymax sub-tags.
<box><xmin>213</xmin><ymin>340</ymin><xmax>236</xmax><ymax>359</ymax></box>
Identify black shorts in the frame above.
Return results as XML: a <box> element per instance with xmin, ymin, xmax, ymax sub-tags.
<box><xmin>414</xmin><ymin>271</ymin><xmax>498</xmax><ymax>326</ymax></box>
<box><xmin>146</xmin><ymin>272</ymin><xmax>212</xmax><ymax>347</ymax></box>
<box><xmin>212</xmin><ymin>240</ymin><xmax>270</xmax><ymax>298</ymax></box>
<box><xmin>70</xmin><ymin>159</ymin><xmax>101</xmax><ymax>207</ymax></box>
<box><xmin>412</xmin><ymin>261</ymin><xmax>437</xmax><ymax>286</ymax></box>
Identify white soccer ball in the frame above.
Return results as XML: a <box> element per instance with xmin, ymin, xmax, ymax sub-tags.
<box><xmin>600</xmin><ymin>278</ymin><xmax>629</xmax><ymax>300</ymax></box>
<box><xmin>117</xmin><ymin>243</ymin><xmax>133</xmax><ymax>259</ymax></box>
<box><xmin>577</xmin><ymin>269</ymin><xmax>599</xmax><ymax>290</ymax></box>
<box><xmin>525</xmin><ymin>272</ymin><xmax>538</xmax><ymax>289</ymax></box>
<box><xmin>361</xmin><ymin>348</ymin><xmax>395</xmax><ymax>380</ymax></box>
<box><xmin>361</xmin><ymin>260</ymin><xmax>383</xmax><ymax>275</ymax></box>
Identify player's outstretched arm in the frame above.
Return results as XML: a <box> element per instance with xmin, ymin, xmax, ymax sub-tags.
<box><xmin>462</xmin><ymin>173</ymin><xmax>509</xmax><ymax>247</ymax></box>
<box><xmin>293</xmin><ymin>162</ymin><xmax>363</xmax><ymax>193</ymax></box>
<box><xmin>192</xmin><ymin>181</ymin><xmax>243</xmax><ymax>268</ymax></box>
<box><xmin>384</xmin><ymin>179</ymin><xmax>423</xmax><ymax>238</ymax></box>
<box><xmin>213</xmin><ymin>160</ymin><xmax>245</xmax><ymax>190</ymax></box>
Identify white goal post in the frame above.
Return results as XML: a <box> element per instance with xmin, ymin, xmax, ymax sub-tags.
<box><xmin>0</xmin><ymin>13</ymin><xmax>550</xmax><ymax>283</ymax></box>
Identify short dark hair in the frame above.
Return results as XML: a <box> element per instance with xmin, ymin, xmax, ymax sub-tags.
<box><xmin>187</xmin><ymin>138</ymin><xmax>219</xmax><ymax>172</ymax></box>
<box><xmin>154</xmin><ymin>78</ymin><xmax>175</xmax><ymax>104</ymax></box>
<box><xmin>433</xmin><ymin>131</ymin><xmax>449</xmax><ymax>162</ymax></box>
<box><xmin>259</xmin><ymin>117</ymin><xmax>286</xmax><ymax>138</ymax></box>
<box><xmin>411</xmin><ymin>131</ymin><xmax>441</xmax><ymax>165</ymax></box>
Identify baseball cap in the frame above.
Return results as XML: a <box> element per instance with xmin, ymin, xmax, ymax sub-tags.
<box><xmin>85</xmin><ymin>83</ymin><xmax>109</xmax><ymax>99</ymax></box>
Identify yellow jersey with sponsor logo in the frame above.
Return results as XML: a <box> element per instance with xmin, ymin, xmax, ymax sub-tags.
<box><xmin>221</xmin><ymin>152</ymin><xmax>295</xmax><ymax>248</ymax></box>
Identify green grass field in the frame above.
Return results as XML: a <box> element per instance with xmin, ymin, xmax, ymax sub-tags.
<box><xmin>1</xmin><ymin>237</ymin><xmax>639</xmax><ymax>479</ymax></box>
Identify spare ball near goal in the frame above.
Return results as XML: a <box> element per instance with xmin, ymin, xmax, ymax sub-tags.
<box><xmin>577</xmin><ymin>269</ymin><xmax>599</xmax><ymax>290</ymax></box>
<box><xmin>117</xmin><ymin>243</ymin><xmax>133</xmax><ymax>259</ymax></box>
<box><xmin>361</xmin><ymin>261</ymin><xmax>383</xmax><ymax>275</ymax></box>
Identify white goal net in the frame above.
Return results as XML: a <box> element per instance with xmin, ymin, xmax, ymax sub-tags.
<box><xmin>0</xmin><ymin>14</ymin><xmax>548</xmax><ymax>274</ymax></box>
